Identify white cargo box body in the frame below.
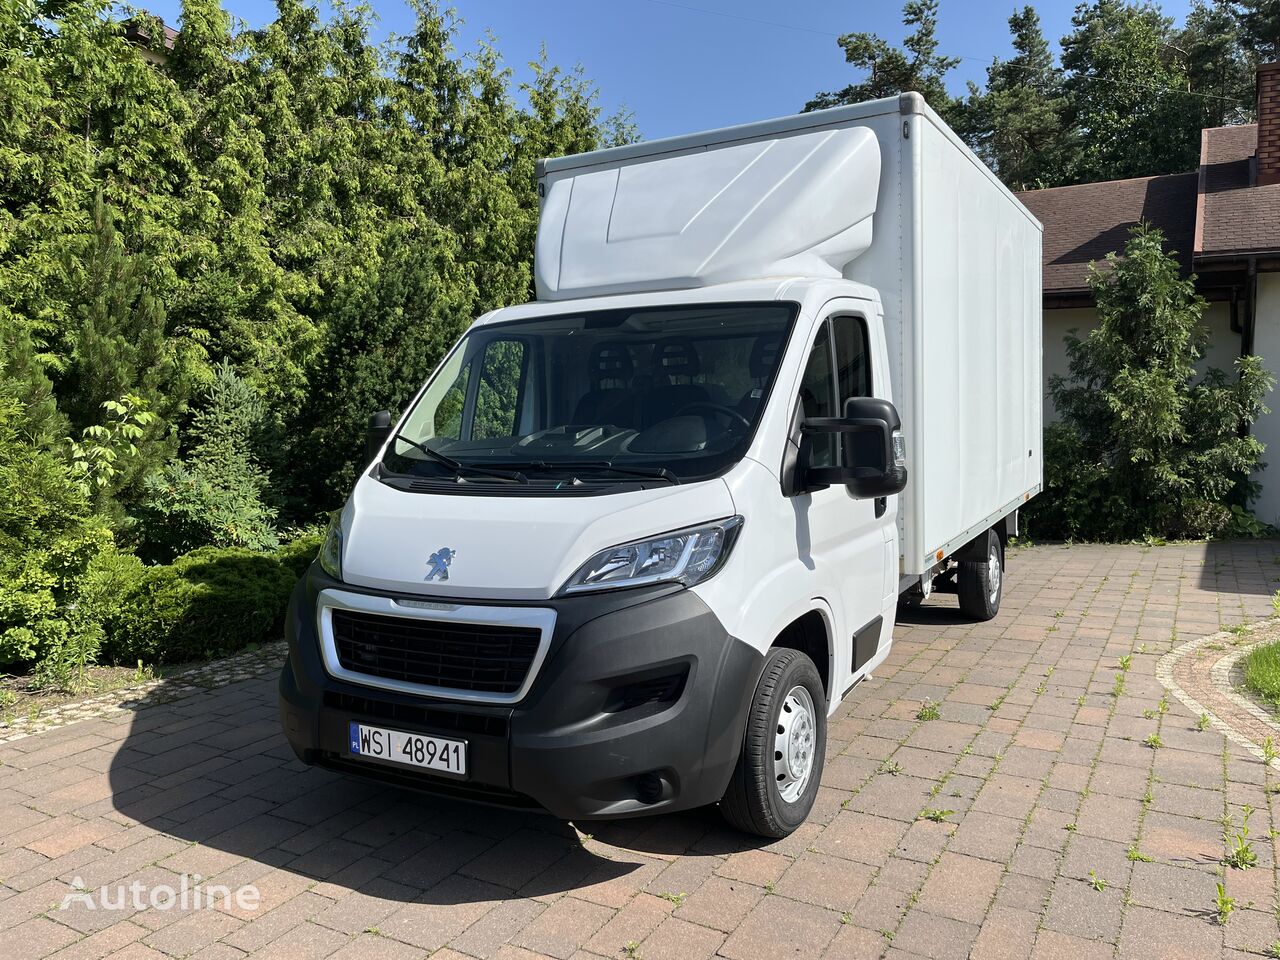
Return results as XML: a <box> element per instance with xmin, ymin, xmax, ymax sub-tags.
<box><xmin>536</xmin><ymin>93</ymin><xmax>1042</xmax><ymax>579</ymax></box>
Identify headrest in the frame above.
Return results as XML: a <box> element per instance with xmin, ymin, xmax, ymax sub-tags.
<box><xmin>652</xmin><ymin>337</ymin><xmax>701</xmax><ymax>380</ymax></box>
<box><xmin>589</xmin><ymin>340</ymin><xmax>633</xmax><ymax>386</ymax></box>
<box><xmin>749</xmin><ymin>333</ymin><xmax>783</xmax><ymax>379</ymax></box>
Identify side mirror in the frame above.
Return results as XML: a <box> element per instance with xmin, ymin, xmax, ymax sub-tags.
<box><xmin>367</xmin><ymin>410</ymin><xmax>393</xmax><ymax>462</ymax></box>
<box><xmin>799</xmin><ymin>397</ymin><xmax>908</xmax><ymax>499</ymax></box>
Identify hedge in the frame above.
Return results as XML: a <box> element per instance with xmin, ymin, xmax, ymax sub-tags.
<box><xmin>102</xmin><ymin>534</ymin><xmax>320</xmax><ymax>666</ymax></box>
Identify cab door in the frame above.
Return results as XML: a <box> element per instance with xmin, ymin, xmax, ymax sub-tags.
<box><xmin>791</xmin><ymin>305</ymin><xmax>896</xmax><ymax>695</ymax></box>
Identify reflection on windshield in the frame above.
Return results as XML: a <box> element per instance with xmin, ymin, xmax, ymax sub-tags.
<box><xmin>383</xmin><ymin>302</ymin><xmax>797</xmax><ymax>485</ymax></box>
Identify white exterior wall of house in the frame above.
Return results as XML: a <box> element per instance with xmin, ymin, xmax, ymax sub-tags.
<box><xmin>1253</xmin><ymin>273</ymin><xmax>1280</xmax><ymax>528</ymax></box>
<box><xmin>1042</xmin><ymin>302</ymin><xmax>1239</xmax><ymax>423</ymax></box>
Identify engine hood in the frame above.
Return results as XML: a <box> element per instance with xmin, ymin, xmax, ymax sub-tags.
<box><xmin>338</xmin><ymin>474</ymin><xmax>738</xmax><ymax>601</ymax></box>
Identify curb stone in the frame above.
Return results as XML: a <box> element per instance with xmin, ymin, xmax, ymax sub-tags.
<box><xmin>1156</xmin><ymin>618</ymin><xmax>1280</xmax><ymax>767</ymax></box>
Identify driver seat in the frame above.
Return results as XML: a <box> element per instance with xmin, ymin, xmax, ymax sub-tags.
<box><xmin>572</xmin><ymin>340</ymin><xmax>640</xmax><ymax>427</ymax></box>
<box><xmin>643</xmin><ymin>337</ymin><xmax>709</xmax><ymax>427</ymax></box>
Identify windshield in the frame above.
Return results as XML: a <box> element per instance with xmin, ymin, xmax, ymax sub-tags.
<box><xmin>383</xmin><ymin>302</ymin><xmax>797</xmax><ymax>488</ymax></box>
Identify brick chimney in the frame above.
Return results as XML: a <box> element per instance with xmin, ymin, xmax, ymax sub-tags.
<box><xmin>1259</xmin><ymin>62</ymin><xmax>1280</xmax><ymax>186</ymax></box>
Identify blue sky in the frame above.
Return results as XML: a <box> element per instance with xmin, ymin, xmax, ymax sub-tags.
<box><xmin>143</xmin><ymin>0</ymin><xmax>1196</xmax><ymax>141</ymax></box>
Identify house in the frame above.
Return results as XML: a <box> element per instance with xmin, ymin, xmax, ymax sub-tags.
<box><xmin>1018</xmin><ymin>61</ymin><xmax>1280</xmax><ymax>528</ymax></box>
<box><xmin>123</xmin><ymin>17</ymin><xmax>177</xmax><ymax>66</ymax></box>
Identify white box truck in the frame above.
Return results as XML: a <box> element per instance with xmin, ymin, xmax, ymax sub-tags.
<box><xmin>279</xmin><ymin>93</ymin><xmax>1043</xmax><ymax>837</ymax></box>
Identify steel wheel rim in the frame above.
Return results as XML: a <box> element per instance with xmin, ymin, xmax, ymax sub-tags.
<box><xmin>988</xmin><ymin>541</ymin><xmax>1002</xmax><ymax>606</ymax></box>
<box><xmin>774</xmin><ymin>684</ymin><xmax>817</xmax><ymax>803</ymax></box>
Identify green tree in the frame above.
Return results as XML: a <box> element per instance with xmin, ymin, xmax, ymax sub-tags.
<box><xmin>1032</xmin><ymin>224</ymin><xmax>1275</xmax><ymax>541</ymax></box>
<box><xmin>510</xmin><ymin>49</ymin><xmax>633</xmax><ymax>296</ymax></box>
<box><xmin>1234</xmin><ymin>0</ymin><xmax>1280</xmax><ymax>61</ymax></box>
<box><xmin>964</xmin><ymin>7</ymin><xmax>1073</xmax><ymax>189</ymax></box>
<box><xmin>1181</xmin><ymin>1</ymin><xmax>1255</xmax><ymax>129</ymax></box>
<box><xmin>166</xmin><ymin>0</ymin><xmax>314</xmax><ymax>414</ymax></box>
<box><xmin>805</xmin><ymin>0</ymin><xmax>959</xmax><ymax>118</ymax></box>
<box><xmin>1060</xmin><ymin>1</ymin><xmax>1201</xmax><ymax>182</ymax></box>
<box><xmin>291</xmin><ymin>1</ymin><xmax>635</xmax><ymax>504</ymax></box>
<box><xmin>53</xmin><ymin>194</ymin><xmax>190</xmax><ymax>510</ymax></box>
<box><xmin>294</xmin><ymin>224</ymin><xmax>475</xmax><ymax>503</ymax></box>
<box><xmin>55</xmin><ymin>195</ymin><xmax>185</xmax><ymax>428</ymax></box>
<box><xmin>141</xmin><ymin>362</ymin><xmax>279</xmax><ymax>559</ymax></box>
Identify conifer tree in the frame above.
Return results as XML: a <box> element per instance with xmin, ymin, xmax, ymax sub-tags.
<box><xmin>804</xmin><ymin>0</ymin><xmax>959</xmax><ymax>119</ymax></box>
<box><xmin>1037</xmin><ymin>225</ymin><xmax>1274</xmax><ymax>540</ymax></box>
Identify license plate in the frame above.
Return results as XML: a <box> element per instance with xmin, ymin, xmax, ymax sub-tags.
<box><xmin>347</xmin><ymin>721</ymin><xmax>467</xmax><ymax>776</ymax></box>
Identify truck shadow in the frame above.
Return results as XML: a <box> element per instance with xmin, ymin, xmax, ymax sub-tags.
<box><xmin>1197</xmin><ymin>538</ymin><xmax>1280</xmax><ymax>597</ymax></box>
<box><xmin>895</xmin><ymin>599</ymin><xmax>972</xmax><ymax>626</ymax></box>
<box><xmin>106</xmin><ymin>672</ymin><xmax>767</xmax><ymax>906</ymax></box>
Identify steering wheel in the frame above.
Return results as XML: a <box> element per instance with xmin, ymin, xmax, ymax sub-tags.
<box><xmin>674</xmin><ymin>401</ymin><xmax>752</xmax><ymax>430</ymax></box>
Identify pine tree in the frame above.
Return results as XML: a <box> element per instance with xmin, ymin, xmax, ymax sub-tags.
<box><xmin>1235</xmin><ymin>0</ymin><xmax>1280</xmax><ymax>62</ymax></box>
<box><xmin>141</xmin><ymin>362</ymin><xmax>279</xmax><ymax>558</ymax></box>
<box><xmin>963</xmin><ymin>7</ymin><xmax>1073</xmax><ymax>189</ymax></box>
<box><xmin>1182</xmin><ymin>1</ymin><xmax>1255</xmax><ymax>129</ymax></box>
<box><xmin>54</xmin><ymin>194</ymin><xmax>187</xmax><ymax>509</ymax></box>
<box><xmin>805</xmin><ymin>0</ymin><xmax>959</xmax><ymax>119</ymax></box>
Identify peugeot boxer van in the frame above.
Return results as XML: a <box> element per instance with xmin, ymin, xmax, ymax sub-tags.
<box><xmin>278</xmin><ymin>93</ymin><xmax>1042</xmax><ymax>837</ymax></box>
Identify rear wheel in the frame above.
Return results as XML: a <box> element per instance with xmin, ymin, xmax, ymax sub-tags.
<box><xmin>957</xmin><ymin>528</ymin><xmax>1003</xmax><ymax>621</ymax></box>
<box><xmin>720</xmin><ymin>648</ymin><xmax>826</xmax><ymax>838</ymax></box>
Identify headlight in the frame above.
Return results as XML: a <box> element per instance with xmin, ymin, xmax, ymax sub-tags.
<box><xmin>559</xmin><ymin>516</ymin><xmax>742</xmax><ymax>595</ymax></box>
<box><xmin>318</xmin><ymin>513</ymin><xmax>343</xmax><ymax>580</ymax></box>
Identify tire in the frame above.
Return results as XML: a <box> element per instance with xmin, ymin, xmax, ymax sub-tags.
<box><xmin>957</xmin><ymin>528</ymin><xmax>1003</xmax><ymax>621</ymax></box>
<box><xmin>720</xmin><ymin>648</ymin><xmax>827</xmax><ymax>838</ymax></box>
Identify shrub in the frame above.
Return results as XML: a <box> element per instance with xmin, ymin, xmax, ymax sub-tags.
<box><xmin>103</xmin><ymin>536</ymin><xmax>319</xmax><ymax>666</ymax></box>
<box><xmin>34</xmin><ymin>546</ymin><xmax>146</xmax><ymax>691</ymax></box>
<box><xmin>0</xmin><ymin>391</ymin><xmax>115</xmax><ymax>667</ymax></box>
<box><xmin>1027</xmin><ymin>224</ymin><xmax>1274</xmax><ymax>541</ymax></box>
<box><xmin>140</xmin><ymin>363</ymin><xmax>279</xmax><ymax>561</ymax></box>
<box><xmin>276</xmin><ymin>532</ymin><xmax>324</xmax><ymax>579</ymax></box>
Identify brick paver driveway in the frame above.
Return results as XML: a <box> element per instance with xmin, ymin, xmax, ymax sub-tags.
<box><xmin>2</xmin><ymin>542</ymin><xmax>1280</xmax><ymax>960</ymax></box>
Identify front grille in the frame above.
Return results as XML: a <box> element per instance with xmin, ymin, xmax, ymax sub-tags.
<box><xmin>331</xmin><ymin>609</ymin><xmax>541</xmax><ymax>694</ymax></box>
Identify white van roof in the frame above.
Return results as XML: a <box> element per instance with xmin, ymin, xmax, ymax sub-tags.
<box><xmin>533</xmin><ymin>98</ymin><xmax>911</xmax><ymax>302</ymax></box>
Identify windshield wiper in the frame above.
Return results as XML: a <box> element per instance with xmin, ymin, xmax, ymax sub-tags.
<box><xmin>493</xmin><ymin>459</ymin><xmax>680</xmax><ymax>485</ymax></box>
<box><xmin>392</xmin><ymin>433</ymin><xmax>527</xmax><ymax>483</ymax></box>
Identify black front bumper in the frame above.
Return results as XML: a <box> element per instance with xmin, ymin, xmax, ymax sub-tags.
<box><xmin>278</xmin><ymin>565</ymin><xmax>763</xmax><ymax>820</ymax></box>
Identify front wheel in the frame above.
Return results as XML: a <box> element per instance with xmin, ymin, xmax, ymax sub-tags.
<box><xmin>720</xmin><ymin>648</ymin><xmax>827</xmax><ymax>838</ymax></box>
<box><xmin>957</xmin><ymin>528</ymin><xmax>1003</xmax><ymax>621</ymax></box>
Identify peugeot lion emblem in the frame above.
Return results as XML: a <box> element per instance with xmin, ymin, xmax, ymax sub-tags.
<box><xmin>426</xmin><ymin>547</ymin><xmax>456</xmax><ymax>582</ymax></box>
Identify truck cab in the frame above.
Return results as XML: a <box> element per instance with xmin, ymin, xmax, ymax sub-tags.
<box><xmin>279</xmin><ymin>94</ymin><xmax>1041</xmax><ymax>837</ymax></box>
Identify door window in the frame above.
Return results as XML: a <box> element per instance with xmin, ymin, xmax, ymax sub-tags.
<box><xmin>798</xmin><ymin>324</ymin><xmax>836</xmax><ymax>467</ymax></box>
<box><xmin>832</xmin><ymin>315</ymin><xmax>871</xmax><ymax>405</ymax></box>
<box><xmin>831</xmin><ymin>315</ymin><xmax>878</xmax><ymax>479</ymax></box>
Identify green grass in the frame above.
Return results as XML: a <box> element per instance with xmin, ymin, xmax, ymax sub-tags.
<box><xmin>1241</xmin><ymin>639</ymin><xmax>1280</xmax><ymax>709</ymax></box>
<box><xmin>918</xmin><ymin>808</ymin><xmax>954</xmax><ymax>823</ymax></box>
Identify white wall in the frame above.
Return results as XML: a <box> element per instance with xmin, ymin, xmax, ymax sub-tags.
<box><xmin>1253</xmin><ymin>274</ymin><xmax>1280</xmax><ymax>529</ymax></box>
<box><xmin>1043</xmin><ymin>301</ymin><xmax>1240</xmax><ymax>422</ymax></box>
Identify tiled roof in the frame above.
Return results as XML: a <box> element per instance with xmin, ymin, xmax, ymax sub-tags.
<box><xmin>123</xmin><ymin>19</ymin><xmax>178</xmax><ymax>51</ymax></box>
<box><xmin>1016</xmin><ymin>173</ymin><xmax>1198</xmax><ymax>294</ymax></box>
<box><xmin>1196</xmin><ymin>124</ymin><xmax>1280</xmax><ymax>256</ymax></box>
